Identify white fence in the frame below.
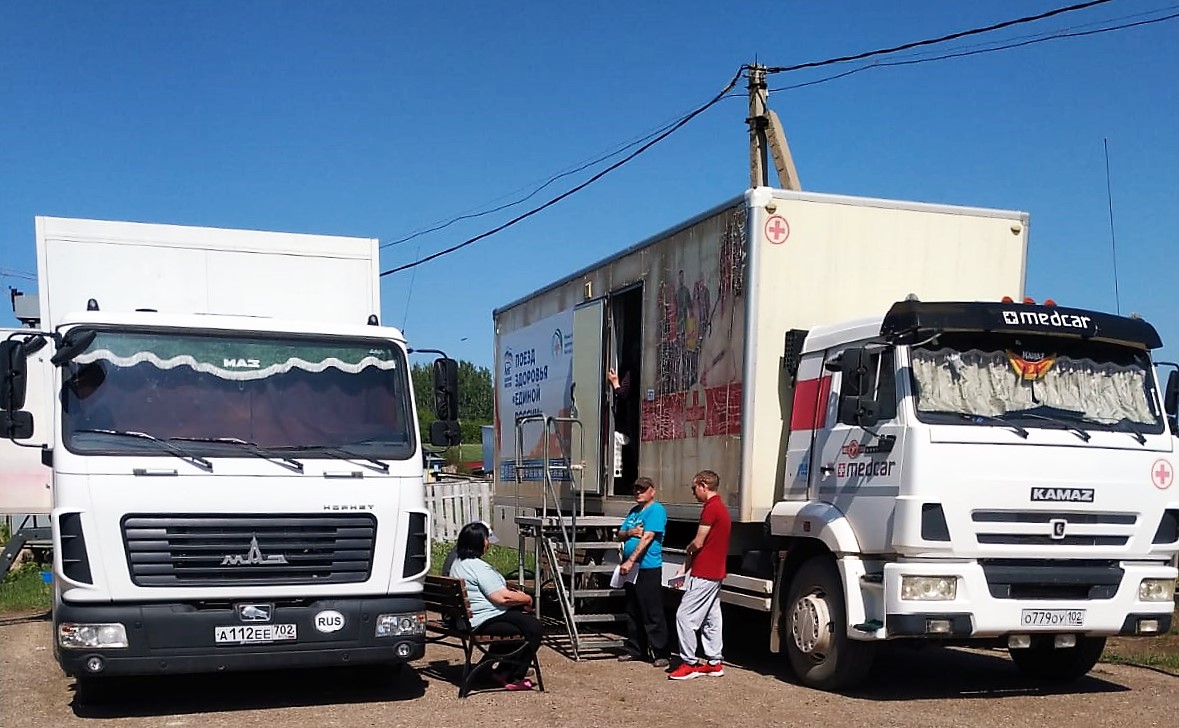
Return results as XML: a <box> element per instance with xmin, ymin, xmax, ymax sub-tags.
<box><xmin>425</xmin><ymin>479</ymin><xmax>493</xmax><ymax>543</ymax></box>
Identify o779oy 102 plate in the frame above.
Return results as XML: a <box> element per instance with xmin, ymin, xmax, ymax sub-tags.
<box><xmin>214</xmin><ymin>624</ymin><xmax>297</xmax><ymax>644</ymax></box>
<box><xmin>1020</xmin><ymin>609</ymin><xmax>1085</xmax><ymax>627</ymax></box>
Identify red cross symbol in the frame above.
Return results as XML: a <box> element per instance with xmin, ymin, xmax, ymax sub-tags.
<box><xmin>764</xmin><ymin>215</ymin><xmax>790</xmax><ymax>245</ymax></box>
<box><xmin>1152</xmin><ymin>459</ymin><xmax>1173</xmax><ymax>490</ymax></box>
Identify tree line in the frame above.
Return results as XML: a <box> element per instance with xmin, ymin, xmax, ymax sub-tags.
<box><xmin>410</xmin><ymin>360</ymin><xmax>492</xmax><ymax>444</ymax></box>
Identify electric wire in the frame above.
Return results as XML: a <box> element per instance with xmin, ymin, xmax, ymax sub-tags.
<box><xmin>763</xmin><ymin>0</ymin><xmax>1115</xmax><ymax>75</ymax></box>
<box><xmin>379</xmin><ymin>68</ymin><xmax>745</xmax><ymax>277</ymax></box>
<box><xmin>380</xmin><ymin>110</ymin><xmax>706</xmax><ymax>250</ymax></box>
<box><xmin>769</xmin><ymin>9</ymin><xmax>1179</xmax><ymax>92</ymax></box>
<box><xmin>381</xmin><ymin>0</ymin><xmax>1157</xmax><ymax>276</ymax></box>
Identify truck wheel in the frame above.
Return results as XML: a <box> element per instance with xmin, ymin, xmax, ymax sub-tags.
<box><xmin>1009</xmin><ymin>636</ymin><xmax>1106</xmax><ymax>681</ymax></box>
<box><xmin>782</xmin><ymin>556</ymin><xmax>875</xmax><ymax>691</ymax></box>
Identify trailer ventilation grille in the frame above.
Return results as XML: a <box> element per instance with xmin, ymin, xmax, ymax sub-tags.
<box><xmin>122</xmin><ymin>514</ymin><xmax>376</xmax><ymax>587</ymax></box>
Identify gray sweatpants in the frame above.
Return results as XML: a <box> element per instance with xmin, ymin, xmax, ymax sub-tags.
<box><xmin>675</xmin><ymin>575</ymin><xmax>723</xmax><ymax>664</ymax></box>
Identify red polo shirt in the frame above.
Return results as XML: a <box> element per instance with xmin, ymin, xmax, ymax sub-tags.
<box><xmin>691</xmin><ymin>495</ymin><xmax>731</xmax><ymax>580</ymax></box>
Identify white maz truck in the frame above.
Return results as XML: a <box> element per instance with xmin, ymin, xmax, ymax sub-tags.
<box><xmin>0</xmin><ymin>217</ymin><xmax>460</xmax><ymax>688</ymax></box>
<box><xmin>492</xmin><ymin>187</ymin><xmax>1179</xmax><ymax>690</ymax></box>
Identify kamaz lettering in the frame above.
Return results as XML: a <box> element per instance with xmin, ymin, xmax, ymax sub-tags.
<box><xmin>223</xmin><ymin>358</ymin><xmax>262</xmax><ymax>369</ymax></box>
<box><xmin>1031</xmin><ymin>487</ymin><xmax>1095</xmax><ymax>502</ymax></box>
<box><xmin>1001</xmin><ymin>310</ymin><xmax>1092</xmax><ymax>330</ymax></box>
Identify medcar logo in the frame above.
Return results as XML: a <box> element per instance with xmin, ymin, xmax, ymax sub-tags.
<box><xmin>221</xmin><ymin>536</ymin><xmax>289</xmax><ymax>566</ymax></box>
<box><xmin>1001</xmin><ymin>310</ymin><xmax>1093</xmax><ymax>330</ymax></box>
<box><xmin>1030</xmin><ymin>487</ymin><xmax>1095</xmax><ymax>503</ymax></box>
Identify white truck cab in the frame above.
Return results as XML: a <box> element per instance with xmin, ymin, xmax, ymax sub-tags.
<box><xmin>769</xmin><ymin>298</ymin><xmax>1178</xmax><ymax>688</ymax></box>
<box><xmin>0</xmin><ymin>217</ymin><xmax>462</xmax><ymax>686</ymax></box>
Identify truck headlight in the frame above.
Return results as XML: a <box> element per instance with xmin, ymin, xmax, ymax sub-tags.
<box><xmin>58</xmin><ymin>623</ymin><xmax>129</xmax><ymax>649</ymax></box>
<box><xmin>375</xmin><ymin>611</ymin><xmax>426</xmax><ymax>638</ymax></box>
<box><xmin>1138</xmin><ymin>579</ymin><xmax>1176</xmax><ymax>603</ymax></box>
<box><xmin>900</xmin><ymin>576</ymin><xmax>958</xmax><ymax>601</ymax></box>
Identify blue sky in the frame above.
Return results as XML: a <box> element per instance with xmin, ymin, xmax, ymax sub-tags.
<box><xmin>1</xmin><ymin>1</ymin><xmax>1176</xmax><ymax>367</ymax></box>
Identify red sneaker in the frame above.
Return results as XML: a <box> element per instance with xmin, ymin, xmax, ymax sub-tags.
<box><xmin>696</xmin><ymin>662</ymin><xmax>724</xmax><ymax>677</ymax></box>
<box><xmin>667</xmin><ymin>662</ymin><xmax>704</xmax><ymax>680</ymax></box>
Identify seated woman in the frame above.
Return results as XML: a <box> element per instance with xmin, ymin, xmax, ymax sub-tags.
<box><xmin>448</xmin><ymin>521</ymin><xmax>542</xmax><ymax>691</ymax></box>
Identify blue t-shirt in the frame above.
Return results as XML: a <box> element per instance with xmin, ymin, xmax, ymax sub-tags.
<box><xmin>448</xmin><ymin>557</ymin><xmax>508</xmax><ymax>628</ymax></box>
<box><xmin>620</xmin><ymin>501</ymin><xmax>667</xmax><ymax>570</ymax></box>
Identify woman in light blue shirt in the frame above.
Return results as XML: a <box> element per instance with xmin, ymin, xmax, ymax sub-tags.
<box><xmin>448</xmin><ymin>521</ymin><xmax>542</xmax><ymax>690</ymax></box>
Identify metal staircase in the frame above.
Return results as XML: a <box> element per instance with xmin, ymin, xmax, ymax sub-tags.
<box><xmin>513</xmin><ymin>415</ymin><xmax>626</xmax><ymax>659</ymax></box>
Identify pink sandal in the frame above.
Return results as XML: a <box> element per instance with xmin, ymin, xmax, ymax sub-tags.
<box><xmin>504</xmin><ymin>678</ymin><xmax>535</xmax><ymax>691</ymax></box>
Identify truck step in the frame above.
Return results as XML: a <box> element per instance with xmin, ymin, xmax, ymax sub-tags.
<box><xmin>569</xmin><ymin>588</ymin><xmax>625</xmax><ymax>598</ymax></box>
<box><xmin>571</xmin><ymin>613</ymin><xmax>627</xmax><ymax>624</ymax></box>
<box><xmin>549</xmin><ymin>541</ymin><xmax>619</xmax><ymax>550</ymax></box>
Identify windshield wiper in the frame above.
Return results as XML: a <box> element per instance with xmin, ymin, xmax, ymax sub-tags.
<box><xmin>277</xmin><ymin>445</ymin><xmax>389</xmax><ymax>473</ymax></box>
<box><xmin>1074</xmin><ymin>417</ymin><xmax>1148</xmax><ymax>445</ymax></box>
<box><xmin>168</xmin><ymin>436</ymin><xmax>305</xmax><ymax>472</ymax></box>
<box><xmin>1009</xmin><ymin>407</ymin><xmax>1091</xmax><ymax>442</ymax></box>
<box><xmin>73</xmin><ymin>429</ymin><xmax>213</xmax><ymax>471</ymax></box>
<box><xmin>952</xmin><ymin>412</ymin><xmax>1029</xmax><ymax>439</ymax></box>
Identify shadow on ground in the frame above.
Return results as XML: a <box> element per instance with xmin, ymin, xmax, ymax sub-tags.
<box><xmin>718</xmin><ymin>611</ymin><xmax>1131</xmax><ymax>700</ymax></box>
<box><xmin>70</xmin><ymin>663</ymin><xmax>426</xmax><ymax>718</ymax></box>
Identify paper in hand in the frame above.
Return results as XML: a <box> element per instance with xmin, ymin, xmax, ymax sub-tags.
<box><xmin>609</xmin><ymin>565</ymin><xmax>639</xmax><ymax>588</ymax></box>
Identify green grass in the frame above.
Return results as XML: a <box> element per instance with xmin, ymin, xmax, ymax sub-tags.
<box><xmin>1102</xmin><ymin>651</ymin><xmax>1179</xmax><ymax>673</ymax></box>
<box><xmin>0</xmin><ymin>562</ymin><xmax>51</xmax><ymax>614</ymax></box>
<box><xmin>430</xmin><ymin>541</ymin><xmax>533</xmax><ymax>579</ymax></box>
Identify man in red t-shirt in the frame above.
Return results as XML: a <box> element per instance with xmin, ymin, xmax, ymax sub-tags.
<box><xmin>668</xmin><ymin>469</ymin><xmax>732</xmax><ymax>680</ymax></box>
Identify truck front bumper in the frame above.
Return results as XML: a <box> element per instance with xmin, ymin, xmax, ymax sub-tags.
<box><xmin>879</xmin><ymin>560</ymin><xmax>1175</xmax><ymax>639</ymax></box>
<box><xmin>54</xmin><ymin>595</ymin><xmax>426</xmax><ymax>677</ymax></box>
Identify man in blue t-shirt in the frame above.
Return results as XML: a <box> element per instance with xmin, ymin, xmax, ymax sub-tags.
<box><xmin>616</xmin><ymin>476</ymin><xmax>670</xmax><ymax>667</ymax></box>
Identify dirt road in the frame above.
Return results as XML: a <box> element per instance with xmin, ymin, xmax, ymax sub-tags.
<box><xmin>1</xmin><ymin>613</ymin><xmax>1174</xmax><ymax>728</ymax></box>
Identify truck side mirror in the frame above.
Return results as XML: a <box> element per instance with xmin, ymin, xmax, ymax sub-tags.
<box><xmin>433</xmin><ymin>357</ymin><xmax>460</xmax><ymax>421</ymax></box>
<box><xmin>429</xmin><ymin>419</ymin><xmax>462</xmax><ymax>447</ymax></box>
<box><xmin>50</xmin><ymin>328</ymin><xmax>97</xmax><ymax>367</ymax></box>
<box><xmin>1165</xmin><ymin>370</ymin><xmax>1178</xmax><ymax>416</ymax></box>
<box><xmin>836</xmin><ymin>347</ymin><xmax>881</xmax><ymax>429</ymax></box>
<box><xmin>0</xmin><ymin>340</ymin><xmax>28</xmax><ymax>411</ymax></box>
<box><xmin>0</xmin><ymin>411</ymin><xmax>33</xmax><ymax>439</ymax></box>
<box><xmin>429</xmin><ymin>357</ymin><xmax>461</xmax><ymax>446</ymax></box>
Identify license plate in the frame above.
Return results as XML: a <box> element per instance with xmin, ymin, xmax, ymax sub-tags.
<box><xmin>214</xmin><ymin>624</ymin><xmax>297</xmax><ymax>644</ymax></box>
<box><xmin>1020</xmin><ymin>609</ymin><xmax>1085</xmax><ymax>627</ymax></box>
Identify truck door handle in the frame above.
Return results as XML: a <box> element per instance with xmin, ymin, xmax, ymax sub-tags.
<box><xmin>820</xmin><ymin>465</ymin><xmax>834</xmax><ymax>475</ymax></box>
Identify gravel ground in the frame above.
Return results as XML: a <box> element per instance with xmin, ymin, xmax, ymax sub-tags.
<box><xmin>1</xmin><ymin>612</ymin><xmax>1175</xmax><ymax>728</ymax></box>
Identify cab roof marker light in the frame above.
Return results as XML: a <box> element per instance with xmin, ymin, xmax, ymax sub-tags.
<box><xmin>1043</xmin><ymin>298</ymin><xmax>1057</xmax><ymax>306</ymax></box>
<box><xmin>1001</xmin><ymin>296</ymin><xmax>1014</xmax><ymax>303</ymax></box>
<box><xmin>1023</xmin><ymin>297</ymin><xmax>1036</xmax><ymax>304</ymax></box>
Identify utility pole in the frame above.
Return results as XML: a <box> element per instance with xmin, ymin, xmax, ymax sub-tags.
<box><xmin>746</xmin><ymin>64</ymin><xmax>801</xmax><ymax>191</ymax></box>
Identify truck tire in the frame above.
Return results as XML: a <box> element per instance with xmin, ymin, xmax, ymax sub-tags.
<box><xmin>1008</xmin><ymin>636</ymin><xmax>1106</xmax><ymax>681</ymax></box>
<box><xmin>782</xmin><ymin>556</ymin><xmax>875</xmax><ymax>691</ymax></box>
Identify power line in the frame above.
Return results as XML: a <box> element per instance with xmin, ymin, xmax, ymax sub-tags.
<box><xmin>379</xmin><ymin>68</ymin><xmax>745</xmax><ymax>277</ymax></box>
<box><xmin>769</xmin><ymin>9</ymin><xmax>1179</xmax><ymax>92</ymax></box>
<box><xmin>380</xmin><ymin>110</ymin><xmax>703</xmax><ymax>250</ymax></box>
<box><xmin>0</xmin><ymin>267</ymin><xmax>36</xmax><ymax>281</ymax></box>
<box><xmin>764</xmin><ymin>0</ymin><xmax>1115</xmax><ymax>75</ymax></box>
<box><xmin>377</xmin><ymin>0</ymin><xmax>1148</xmax><ymax>276</ymax></box>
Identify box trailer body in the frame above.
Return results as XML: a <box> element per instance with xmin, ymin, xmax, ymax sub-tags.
<box><xmin>492</xmin><ymin>188</ymin><xmax>1178</xmax><ymax>690</ymax></box>
<box><xmin>493</xmin><ymin>188</ymin><xmax>1028</xmax><ymax>526</ymax></box>
<box><xmin>0</xmin><ymin>217</ymin><xmax>438</xmax><ymax>682</ymax></box>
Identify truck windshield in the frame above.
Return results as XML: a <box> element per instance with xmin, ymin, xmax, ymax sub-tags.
<box><xmin>62</xmin><ymin>330</ymin><xmax>415</xmax><ymax>460</ymax></box>
<box><xmin>908</xmin><ymin>332</ymin><xmax>1164</xmax><ymax>435</ymax></box>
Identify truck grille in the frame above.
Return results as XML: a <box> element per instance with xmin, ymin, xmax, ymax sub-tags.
<box><xmin>971</xmin><ymin>510</ymin><xmax>1135</xmax><ymax>548</ymax></box>
<box><xmin>979</xmin><ymin>559</ymin><xmax>1123</xmax><ymax>600</ymax></box>
<box><xmin>122</xmin><ymin>514</ymin><xmax>377</xmax><ymax>587</ymax></box>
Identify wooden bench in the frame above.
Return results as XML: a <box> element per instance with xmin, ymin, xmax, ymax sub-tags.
<box><xmin>423</xmin><ymin>574</ymin><xmax>545</xmax><ymax>698</ymax></box>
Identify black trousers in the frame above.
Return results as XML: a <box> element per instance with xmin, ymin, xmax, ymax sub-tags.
<box><xmin>480</xmin><ymin>608</ymin><xmax>543</xmax><ymax>680</ymax></box>
<box><xmin>623</xmin><ymin>567</ymin><xmax>669</xmax><ymax>659</ymax></box>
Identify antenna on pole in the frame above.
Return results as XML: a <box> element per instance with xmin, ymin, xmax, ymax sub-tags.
<box><xmin>1103</xmin><ymin>138</ymin><xmax>1121</xmax><ymax>315</ymax></box>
